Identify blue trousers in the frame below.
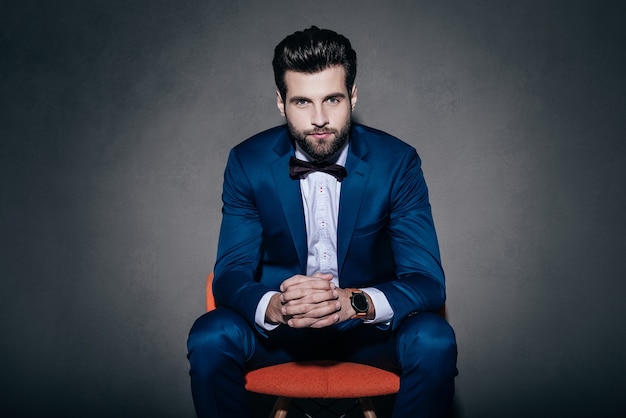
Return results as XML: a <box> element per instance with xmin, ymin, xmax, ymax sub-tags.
<box><xmin>187</xmin><ymin>308</ymin><xmax>457</xmax><ymax>418</ymax></box>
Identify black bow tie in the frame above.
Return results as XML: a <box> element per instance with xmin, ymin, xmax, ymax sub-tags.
<box><xmin>289</xmin><ymin>156</ymin><xmax>347</xmax><ymax>181</ymax></box>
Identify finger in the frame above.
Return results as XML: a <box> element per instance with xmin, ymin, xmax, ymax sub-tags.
<box><xmin>311</xmin><ymin>272</ymin><xmax>334</xmax><ymax>281</ymax></box>
<box><xmin>282</xmin><ymin>287</ymin><xmax>338</xmax><ymax>304</ymax></box>
<box><xmin>282</xmin><ymin>277</ymin><xmax>335</xmax><ymax>294</ymax></box>
<box><xmin>281</xmin><ymin>273</ymin><xmax>334</xmax><ymax>291</ymax></box>
<box><xmin>307</xmin><ymin>314</ymin><xmax>341</xmax><ymax>329</ymax></box>
<box><xmin>283</xmin><ymin>299</ymin><xmax>341</xmax><ymax>318</ymax></box>
<box><xmin>288</xmin><ymin>313</ymin><xmax>340</xmax><ymax>329</ymax></box>
<box><xmin>279</xmin><ymin>274</ymin><xmax>310</xmax><ymax>291</ymax></box>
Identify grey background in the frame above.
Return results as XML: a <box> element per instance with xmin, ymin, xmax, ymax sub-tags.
<box><xmin>2</xmin><ymin>1</ymin><xmax>625</xmax><ymax>417</ymax></box>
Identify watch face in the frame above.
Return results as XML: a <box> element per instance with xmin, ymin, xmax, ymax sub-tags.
<box><xmin>352</xmin><ymin>293</ymin><xmax>369</xmax><ymax>312</ymax></box>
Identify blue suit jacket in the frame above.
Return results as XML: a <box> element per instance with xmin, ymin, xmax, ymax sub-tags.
<box><xmin>213</xmin><ymin>124</ymin><xmax>445</xmax><ymax>331</ymax></box>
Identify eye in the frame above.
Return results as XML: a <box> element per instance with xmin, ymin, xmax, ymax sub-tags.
<box><xmin>326</xmin><ymin>97</ymin><xmax>340</xmax><ymax>104</ymax></box>
<box><xmin>293</xmin><ymin>98</ymin><xmax>309</xmax><ymax>106</ymax></box>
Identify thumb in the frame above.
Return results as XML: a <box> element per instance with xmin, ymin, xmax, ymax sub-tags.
<box><xmin>312</xmin><ymin>272</ymin><xmax>334</xmax><ymax>281</ymax></box>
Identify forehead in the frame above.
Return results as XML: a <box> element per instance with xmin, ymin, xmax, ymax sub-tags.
<box><xmin>283</xmin><ymin>65</ymin><xmax>348</xmax><ymax>98</ymax></box>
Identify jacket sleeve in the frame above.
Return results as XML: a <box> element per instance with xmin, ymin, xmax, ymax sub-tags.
<box><xmin>374</xmin><ymin>147</ymin><xmax>446</xmax><ymax>330</ymax></box>
<box><xmin>212</xmin><ymin>148</ymin><xmax>272</xmax><ymax>328</ymax></box>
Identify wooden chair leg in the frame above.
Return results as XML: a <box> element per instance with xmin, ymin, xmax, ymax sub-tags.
<box><xmin>270</xmin><ymin>396</ymin><xmax>291</xmax><ymax>418</ymax></box>
<box><xmin>359</xmin><ymin>397</ymin><xmax>377</xmax><ymax>418</ymax></box>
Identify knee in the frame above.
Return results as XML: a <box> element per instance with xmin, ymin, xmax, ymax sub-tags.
<box><xmin>396</xmin><ymin>312</ymin><xmax>457</xmax><ymax>375</ymax></box>
<box><xmin>187</xmin><ymin>308</ymin><xmax>253</xmax><ymax>365</ymax></box>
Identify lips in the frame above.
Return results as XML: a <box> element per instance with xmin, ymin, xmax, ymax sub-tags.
<box><xmin>307</xmin><ymin>130</ymin><xmax>335</xmax><ymax>139</ymax></box>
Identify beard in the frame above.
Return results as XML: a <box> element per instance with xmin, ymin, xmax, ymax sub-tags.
<box><xmin>286</xmin><ymin>118</ymin><xmax>351</xmax><ymax>162</ymax></box>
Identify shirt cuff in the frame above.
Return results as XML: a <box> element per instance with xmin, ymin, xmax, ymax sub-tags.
<box><xmin>255</xmin><ymin>291</ymin><xmax>281</xmax><ymax>331</ymax></box>
<box><xmin>361</xmin><ymin>287</ymin><xmax>394</xmax><ymax>324</ymax></box>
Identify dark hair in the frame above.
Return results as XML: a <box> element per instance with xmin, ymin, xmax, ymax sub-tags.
<box><xmin>272</xmin><ymin>26</ymin><xmax>357</xmax><ymax>99</ymax></box>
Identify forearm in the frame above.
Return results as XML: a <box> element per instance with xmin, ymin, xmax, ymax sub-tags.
<box><xmin>375</xmin><ymin>274</ymin><xmax>446</xmax><ymax>326</ymax></box>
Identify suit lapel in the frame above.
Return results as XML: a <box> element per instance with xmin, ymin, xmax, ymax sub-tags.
<box><xmin>271</xmin><ymin>139</ymin><xmax>308</xmax><ymax>273</ymax></box>
<box><xmin>337</xmin><ymin>129</ymin><xmax>371</xmax><ymax>277</ymax></box>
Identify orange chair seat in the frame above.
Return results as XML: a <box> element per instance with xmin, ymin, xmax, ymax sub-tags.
<box><xmin>206</xmin><ymin>273</ymin><xmax>400</xmax><ymax>416</ymax></box>
<box><xmin>245</xmin><ymin>361</ymin><xmax>400</xmax><ymax>398</ymax></box>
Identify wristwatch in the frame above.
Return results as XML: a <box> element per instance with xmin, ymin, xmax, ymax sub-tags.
<box><xmin>349</xmin><ymin>289</ymin><xmax>369</xmax><ymax>318</ymax></box>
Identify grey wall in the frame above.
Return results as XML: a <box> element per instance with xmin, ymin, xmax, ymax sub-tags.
<box><xmin>2</xmin><ymin>1</ymin><xmax>625</xmax><ymax>417</ymax></box>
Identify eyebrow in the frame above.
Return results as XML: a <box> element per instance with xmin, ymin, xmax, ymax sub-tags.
<box><xmin>289</xmin><ymin>92</ymin><xmax>347</xmax><ymax>103</ymax></box>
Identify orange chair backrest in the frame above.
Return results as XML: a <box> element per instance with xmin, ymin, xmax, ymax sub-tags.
<box><xmin>206</xmin><ymin>273</ymin><xmax>216</xmax><ymax>312</ymax></box>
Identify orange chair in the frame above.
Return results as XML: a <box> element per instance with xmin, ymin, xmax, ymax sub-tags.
<box><xmin>206</xmin><ymin>273</ymin><xmax>400</xmax><ymax>418</ymax></box>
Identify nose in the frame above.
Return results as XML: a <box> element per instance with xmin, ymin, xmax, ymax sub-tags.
<box><xmin>311</xmin><ymin>104</ymin><xmax>328</xmax><ymax>127</ymax></box>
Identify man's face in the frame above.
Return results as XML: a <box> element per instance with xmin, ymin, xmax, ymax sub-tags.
<box><xmin>277</xmin><ymin>65</ymin><xmax>357</xmax><ymax>161</ymax></box>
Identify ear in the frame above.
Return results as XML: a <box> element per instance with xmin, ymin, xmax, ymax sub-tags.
<box><xmin>350</xmin><ymin>85</ymin><xmax>358</xmax><ymax>110</ymax></box>
<box><xmin>276</xmin><ymin>90</ymin><xmax>286</xmax><ymax>116</ymax></box>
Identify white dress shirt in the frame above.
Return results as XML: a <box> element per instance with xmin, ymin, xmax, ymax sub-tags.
<box><xmin>255</xmin><ymin>141</ymin><xmax>394</xmax><ymax>330</ymax></box>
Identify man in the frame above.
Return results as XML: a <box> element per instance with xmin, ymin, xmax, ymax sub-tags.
<box><xmin>187</xmin><ymin>26</ymin><xmax>457</xmax><ymax>417</ymax></box>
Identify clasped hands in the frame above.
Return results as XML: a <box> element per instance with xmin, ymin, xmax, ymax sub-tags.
<box><xmin>265</xmin><ymin>272</ymin><xmax>358</xmax><ymax>328</ymax></box>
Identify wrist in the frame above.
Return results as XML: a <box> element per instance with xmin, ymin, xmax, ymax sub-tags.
<box><xmin>348</xmin><ymin>288</ymin><xmax>374</xmax><ymax>320</ymax></box>
<box><xmin>265</xmin><ymin>293</ymin><xmax>286</xmax><ymax>325</ymax></box>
